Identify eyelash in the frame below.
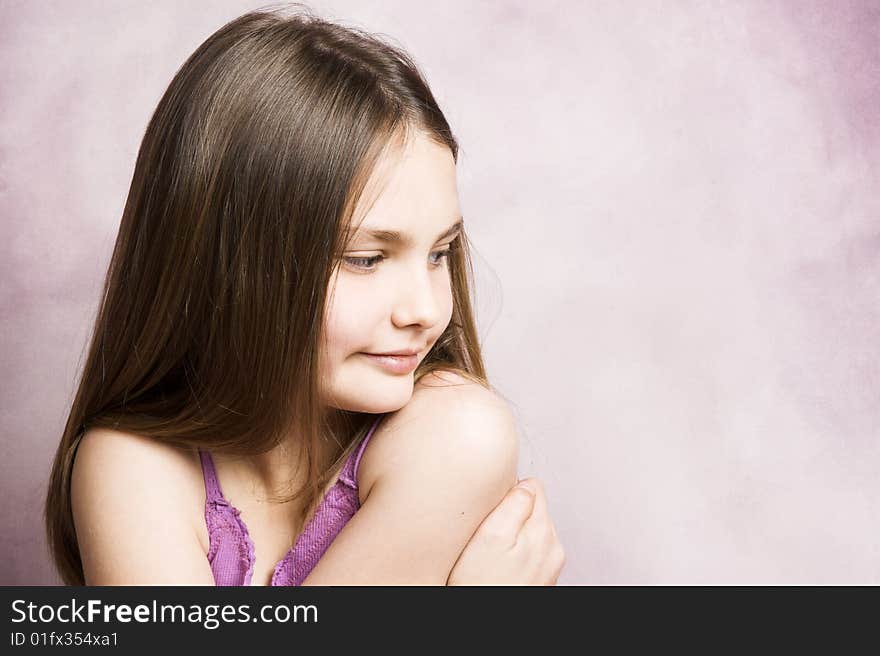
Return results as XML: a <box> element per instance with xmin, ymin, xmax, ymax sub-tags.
<box><xmin>343</xmin><ymin>248</ymin><xmax>453</xmax><ymax>272</ymax></box>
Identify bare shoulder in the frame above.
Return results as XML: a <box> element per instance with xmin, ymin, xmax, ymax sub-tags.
<box><xmin>71</xmin><ymin>427</ymin><xmax>213</xmax><ymax>584</ymax></box>
<box><xmin>304</xmin><ymin>370</ymin><xmax>520</xmax><ymax>583</ymax></box>
<box><xmin>75</xmin><ymin>426</ymin><xmax>200</xmax><ymax>470</ymax></box>
<box><xmin>73</xmin><ymin>427</ymin><xmax>204</xmax><ymax>511</ymax></box>
<box><xmin>357</xmin><ymin>369</ymin><xmax>519</xmax><ymax>501</ymax></box>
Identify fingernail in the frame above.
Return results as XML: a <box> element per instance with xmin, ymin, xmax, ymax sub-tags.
<box><xmin>516</xmin><ymin>480</ymin><xmax>536</xmax><ymax>494</ymax></box>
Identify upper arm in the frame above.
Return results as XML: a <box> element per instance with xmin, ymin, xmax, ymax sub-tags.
<box><xmin>301</xmin><ymin>372</ymin><xmax>519</xmax><ymax>585</ymax></box>
<box><xmin>71</xmin><ymin>428</ymin><xmax>215</xmax><ymax>585</ymax></box>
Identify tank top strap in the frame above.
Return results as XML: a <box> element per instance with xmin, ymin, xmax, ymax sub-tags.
<box><xmin>338</xmin><ymin>413</ymin><xmax>386</xmax><ymax>488</ymax></box>
<box><xmin>197</xmin><ymin>449</ymin><xmax>225</xmax><ymax>504</ymax></box>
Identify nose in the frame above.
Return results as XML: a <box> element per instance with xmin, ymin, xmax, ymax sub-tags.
<box><xmin>390</xmin><ymin>263</ymin><xmax>444</xmax><ymax>330</ymax></box>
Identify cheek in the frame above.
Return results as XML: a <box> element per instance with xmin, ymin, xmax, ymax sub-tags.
<box><xmin>436</xmin><ymin>284</ymin><xmax>455</xmax><ymax>335</ymax></box>
<box><xmin>323</xmin><ymin>316</ymin><xmax>361</xmax><ymax>358</ymax></box>
<box><xmin>323</xmin><ymin>283</ymin><xmax>373</xmax><ymax>358</ymax></box>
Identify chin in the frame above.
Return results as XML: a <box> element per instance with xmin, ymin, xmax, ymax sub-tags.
<box><xmin>325</xmin><ymin>374</ymin><xmax>415</xmax><ymax>414</ymax></box>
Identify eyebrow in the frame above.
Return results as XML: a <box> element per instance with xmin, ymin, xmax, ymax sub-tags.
<box><xmin>348</xmin><ymin>218</ymin><xmax>463</xmax><ymax>246</ymax></box>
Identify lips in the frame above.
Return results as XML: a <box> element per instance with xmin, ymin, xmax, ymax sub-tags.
<box><xmin>367</xmin><ymin>348</ymin><xmax>422</xmax><ymax>357</ymax></box>
<box><xmin>360</xmin><ymin>352</ymin><xmax>420</xmax><ymax>374</ymax></box>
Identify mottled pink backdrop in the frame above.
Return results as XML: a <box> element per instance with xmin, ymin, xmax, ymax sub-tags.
<box><xmin>1</xmin><ymin>1</ymin><xmax>877</xmax><ymax>584</ymax></box>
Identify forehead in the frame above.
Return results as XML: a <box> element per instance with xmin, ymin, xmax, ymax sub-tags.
<box><xmin>348</xmin><ymin>131</ymin><xmax>461</xmax><ymax>240</ymax></box>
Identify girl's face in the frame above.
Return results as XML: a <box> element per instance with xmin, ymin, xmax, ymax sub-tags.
<box><xmin>320</xmin><ymin>132</ymin><xmax>461</xmax><ymax>413</ymax></box>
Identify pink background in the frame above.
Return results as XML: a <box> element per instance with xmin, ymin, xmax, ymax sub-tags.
<box><xmin>1</xmin><ymin>1</ymin><xmax>878</xmax><ymax>584</ymax></box>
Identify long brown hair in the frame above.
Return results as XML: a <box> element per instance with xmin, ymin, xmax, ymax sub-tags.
<box><xmin>45</xmin><ymin>3</ymin><xmax>488</xmax><ymax>585</ymax></box>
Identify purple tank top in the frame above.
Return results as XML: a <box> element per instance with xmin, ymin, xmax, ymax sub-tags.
<box><xmin>198</xmin><ymin>413</ymin><xmax>385</xmax><ymax>586</ymax></box>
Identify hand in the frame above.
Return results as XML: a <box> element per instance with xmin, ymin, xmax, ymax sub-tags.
<box><xmin>446</xmin><ymin>477</ymin><xmax>565</xmax><ymax>585</ymax></box>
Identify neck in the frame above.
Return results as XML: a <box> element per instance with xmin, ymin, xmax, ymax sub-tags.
<box><xmin>213</xmin><ymin>407</ymin><xmax>357</xmax><ymax>501</ymax></box>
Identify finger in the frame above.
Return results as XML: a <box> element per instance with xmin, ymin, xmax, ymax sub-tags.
<box><xmin>475</xmin><ymin>482</ymin><xmax>536</xmax><ymax>542</ymax></box>
<box><xmin>517</xmin><ymin>480</ymin><xmax>554</xmax><ymax>548</ymax></box>
<box><xmin>518</xmin><ymin>477</ymin><xmax>549</xmax><ymax>524</ymax></box>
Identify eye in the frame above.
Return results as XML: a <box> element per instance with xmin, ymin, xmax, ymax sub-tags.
<box><xmin>343</xmin><ymin>247</ymin><xmax>453</xmax><ymax>273</ymax></box>
<box><xmin>343</xmin><ymin>254</ymin><xmax>384</xmax><ymax>271</ymax></box>
<box><xmin>429</xmin><ymin>247</ymin><xmax>453</xmax><ymax>267</ymax></box>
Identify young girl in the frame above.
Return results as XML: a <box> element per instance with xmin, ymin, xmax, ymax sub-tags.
<box><xmin>44</xmin><ymin>5</ymin><xmax>565</xmax><ymax>586</ymax></box>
